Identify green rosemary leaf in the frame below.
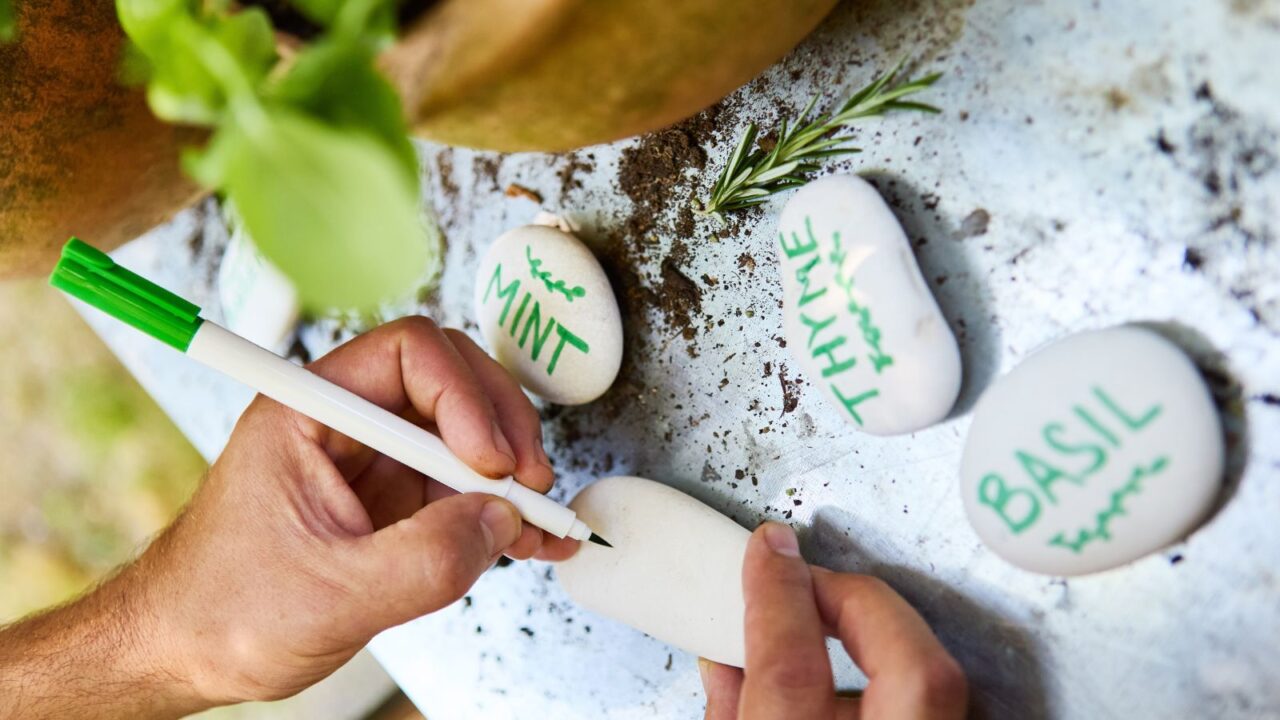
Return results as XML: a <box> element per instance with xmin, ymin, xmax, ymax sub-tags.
<box><xmin>839</xmin><ymin>57</ymin><xmax>904</xmax><ymax>113</ymax></box>
<box><xmin>698</xmin><ymin>59</ymin><xmax>942</xmax><ymax>219</ymax></box>
<box><xmin>752</xmin><ymin>160</ymin><xmax>802</xmax><ymax>184</ymax></box>
<box><xmin>884</xmin><ymin>100</ymin><xmax>942</xmax><ymax>114</ymax></box>
<box><xmin>724</xmin><ymin>124</ymin><xmax>757</xmax><ymax>175</ymax></box>
<box><xmin>794</xmin><ymin>93</ymin><xmax>821</xmax><ymax>124</ymax></box>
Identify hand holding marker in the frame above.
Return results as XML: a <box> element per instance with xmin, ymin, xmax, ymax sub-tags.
<box><xmin>50</xmin><ymin>238</ymin><xmax>610</xmax><ymax>547</ymax></box>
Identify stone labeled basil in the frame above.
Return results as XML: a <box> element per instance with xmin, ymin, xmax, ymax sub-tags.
<box><xmin>960</xmin><ymin>326</ymin><xmax>1224</xmax><ymax>576</ymax></box>
<box><xmin>475</xmin><ymin>224</ymin><xmax>622</xmax><ymax>405</ymax></box>
<box><xmin>777</xmin><ymin>174</ymin><xmax>961</xmax><ymax>435</ymax></box>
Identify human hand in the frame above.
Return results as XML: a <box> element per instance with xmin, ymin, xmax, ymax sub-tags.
<box><xmin>130</xmin><ymin>317</ymin><xmax>577</xmax><ymax>708</ymax></box>
<box><xmin>700</xmin><ymin>523</ymin><xmax>968</xmax><ymax>719</ymax></box>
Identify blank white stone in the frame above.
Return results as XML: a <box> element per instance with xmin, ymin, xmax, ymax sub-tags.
<box><xmin>777</xmin><ymin>174</ymin><xmax>961</xmax><ymax>436</ymax></box>
<box><xmin>555</xmin><ymin>476</ymin><xmax>750</xmax><ymax>667</ymax></box>
<box><xmin>960</xmin><ymin>326</ymin><xmax>1224</xmax><ymax>576</ymax></box>
<box><xmin>475</xmin><ymin>225</ymin><xmax>622</xmax><ymax>405</ymax></box>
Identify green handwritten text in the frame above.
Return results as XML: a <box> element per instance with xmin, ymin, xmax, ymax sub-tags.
<box><xmin>484</xmin><ymin>263</ymin><xmax>590</xmax><ymax>376</ymax></box>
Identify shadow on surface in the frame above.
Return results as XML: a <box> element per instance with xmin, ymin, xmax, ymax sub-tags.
<box><xmin>806</xmin><ymin>508</ymin><xmax>1050</xmax><ymax>720</ymax></box>
<box><xmin>1133</xmin><ymin>321</ymin><xmax>1251</xmax><ymax>526</ymax></box>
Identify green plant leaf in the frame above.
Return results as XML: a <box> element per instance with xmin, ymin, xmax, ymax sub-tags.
<box><xmin>269</xmin><ymin>40</ymin><xmax>417</xmax><ymax>182</ymax></box>
<box><xmin>211</xmin><ymin>8</ymin><xmax>276</xmax><ymax>84</ymax></box>
<box><xmin>116</xmin><ymin>0</ymin><xmax>428</xmax><ymax>309</ymax></box>
<box><xmin>1</xmin><ymin>0</ymin><xmax>17</xmax><ymax>43</ymax></box>
<box><xmin>288</xmin><ymin>0</ymin><xmax>343</xmax><ymax>26</ymax></box>
<box><xmin>216</xmin><ymin>108</ymin><xmax>427</xmax><ymax>310</ymax></box>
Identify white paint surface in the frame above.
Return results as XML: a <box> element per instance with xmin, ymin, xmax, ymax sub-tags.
<box><xmin>960</xmin><ymin>326</ymin><xmax>1223</xmax><ymax>576</ymax></box>
<box><xmin>556</xmin><ymin>476</ymin><xmax>750</xmax><ymax>667</ymax></box>
<box><xmin>779</xmin><ymin>175</ymin><xmax>961</xmax><ymax>435</ymax></box>
<box><xmin>81</xmin><ymin>0</ymin><xmax>1280</xmax><ymax>717</ymax></box>
<box><xmin>475</xmin><ymin>225</ymin><xmax>623</xmax><ymax>405</ymax></box>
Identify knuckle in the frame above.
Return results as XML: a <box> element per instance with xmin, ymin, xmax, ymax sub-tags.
<box><xmin>846</xmin><ymin>573</ymin><xmax>892</xmax><ymax>597</ymax></box>
<box><xmin>441</xmin><ymin>326</ymin><xmax>472</xmax><ymax>347</ymax></box>
<box><xmin>831</xmin><ymin>574</ymin><xmax>892</xmax><ymax>614</ymax></box>
<box><xmin>395</xmin><ymin>315</ymin><xmax>440</xmax><ymax>341</ymax></box>
<box><xmin>755</xmin><ymin>653</ymin><xmax>831</xmax><ymax>693</ymax></box>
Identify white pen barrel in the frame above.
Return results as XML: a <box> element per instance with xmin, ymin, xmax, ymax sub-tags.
<box><xmin>506</xmin><ymin>483</ymin><xmax>578</xmax><ymax>539</ymax></box>
<box><xmin>187</xmin><ymin>322</ymin><xmax>516</xmax><ymax>499</ymax></box>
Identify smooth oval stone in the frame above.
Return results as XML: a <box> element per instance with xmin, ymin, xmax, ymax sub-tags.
<box><xmin>777</xmin><ymin>174</ymin><xmax>961</xmax><ymax>435</ymax></box>
<box><xmin>960</xmin><ymin>326</ymin><xmax>1223</xmax><ymax>576</ymax></box>
<box><xmin>475</xmin><ymin>225</ymin><xmax>622</xmax><ymax>405</ymax></box>
<box><xmin>555</xmin><ymin>476</ymin><xmax>751</xmax><ymax>667</ymax></box>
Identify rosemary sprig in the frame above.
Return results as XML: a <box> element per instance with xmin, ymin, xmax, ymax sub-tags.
<box><xmin>698</xmin><ymin>59</ymin><xmax>943</xmax><ymax>219</ymax></box>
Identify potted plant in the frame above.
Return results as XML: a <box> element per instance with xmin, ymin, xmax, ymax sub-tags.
<box><xmin>0</xmin><ymin>0</ymin><xmax>837</xmax><ymax>307</ymax></box>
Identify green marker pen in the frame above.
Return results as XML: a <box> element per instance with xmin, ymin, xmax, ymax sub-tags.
<box><xmin>50</xmin><ymin>238</ymin><xmax>609</xmax><ymax>547</ymax></box>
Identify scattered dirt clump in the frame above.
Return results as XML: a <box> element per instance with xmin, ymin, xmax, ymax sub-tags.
<box><xmin>779</xmin><ymin>366</ymin><xmax>800</xmax><ymax>415</ymax></box>
<box><xmin>659</xmin><ymin>256</ymin><xmax>703</xmax><ymax>343</ymax></box>
<box><xmin>474</xmin><ymin>154</ymin><xmax>501</xmax><ymax>192</ymax></box>
<box><xmin>555</xmin><ymin>152</ymin><xmax>596</xmax><ymax>201</ymax></box>
<box><xmin>504</xmin><ymin>183</ymin><xmax>543</xmax><ymax>204</ymax></box>
<box><xmin>434</xmin><ymin>151</ymin><xmax>459</xmax><ymax>202</ymax></box>
<box><xmin>617</xmin><ymin>125</ymin><xmax>707</xmax><ymax>236</ymax></box>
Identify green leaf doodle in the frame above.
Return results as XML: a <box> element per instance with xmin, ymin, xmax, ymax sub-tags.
<box><xmin>1048</xmin><ymin>456</ymin><xmax>1170</xmax><ymax>553</ymax></box>
<box><xmin>826</xmin><ymin>218</ymin><xmax>894</xmax><ymax>374</ymax></box>
<box><xmin>526</xmin><ymin>245</ymin><xmax>586</xmax><ymax>303</ymax></box>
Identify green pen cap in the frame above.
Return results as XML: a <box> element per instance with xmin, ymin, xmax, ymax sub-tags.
<box><xmin>49</xmin><ymin>238</ymin><xmax>204</xmax><ymax>351</ymax></box>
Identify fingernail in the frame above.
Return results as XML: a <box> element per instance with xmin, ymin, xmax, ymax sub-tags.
<box><xmin>491</xmin><ymin>421</ymin><xmax>516</xmax><ymax>464</ymax></box>
<box><xmin>480</xmin><ymin>500</ymin><xmax>521</xmax><ymax>555</ymax></box>
<box><xmin>763</xmin><ymin>522</ymin><xmax>801</xmax><ymax>557</ymax></box>
<box><xmin>534</xmin><ymin>438</ymin><xmax>553</xmax><ymax>472</ymax></box>
<box><xmin>697</xmin><ymin>657</ymin><xmax>712</xmax><ymax>684</ymax></box>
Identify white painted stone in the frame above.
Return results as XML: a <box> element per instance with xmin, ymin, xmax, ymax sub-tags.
<box><xmin>474</xmin><ymin>225</ymin><xmax>622</xmax><ymax>405</ymax></box>
<box><xmin>555</xmin><ymin>476</ymin><xmax>751</xmax><ymax>667</ymax></box>
<box><xmin>960</xmin><ymin>326</ymin><xmax>1224</xmax><ymax>576</ymax></box>
<box><xmin>777</xmin><ymin>174</ymin><xmax>961</xmax><ymax>435</ymax></box>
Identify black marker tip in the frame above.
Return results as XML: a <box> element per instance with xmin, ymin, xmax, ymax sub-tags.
<box><xmin>588</xmin><ymin>533</ymin><xmax>613</xmax><ymax>548</ymax></box>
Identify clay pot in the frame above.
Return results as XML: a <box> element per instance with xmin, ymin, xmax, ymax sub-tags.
<box><xmin>384</xmin><ymin>0</ymin><xmax>838</xmax><ymax>151</ymax></box>
<box><xmin>0</xmin><ymin>0</ymin><xmax>834</xmax><ymax>276</ymax></box>
<box><xmin>0</xmin><ymin>0</ymin><xmax>205</xmax><ymax>278</ymax></box>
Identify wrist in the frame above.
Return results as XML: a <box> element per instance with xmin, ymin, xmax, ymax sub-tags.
<box><xmin>0</xmin><ymin>547</ymin><xmax>214</xmax><ymax>719</ymax></box>
<box><xmin>94</xmin><ymin>561</ymin><xmax>216</xmax><ymax>717</ymax></box>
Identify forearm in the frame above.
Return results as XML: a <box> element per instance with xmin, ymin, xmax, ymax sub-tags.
<box><xmin>0</xmin><ymin>560</ymin><xmax>207</xmax><ymax>720</ymax></box>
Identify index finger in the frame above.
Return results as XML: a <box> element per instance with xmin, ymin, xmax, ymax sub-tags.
<box><xmin>741</xmin><ymin>523</ymin><xmax>835</xmax><ymax>719</ymax></box>
<box><xmin>812</xmin><ymin>570</ymin><xmax>968</xmax><ymax>720</ymax></box>
<box><xmin>300</xmin><ymin>316</ymin><xmax>517</xmax><ymax>479</ymax></box>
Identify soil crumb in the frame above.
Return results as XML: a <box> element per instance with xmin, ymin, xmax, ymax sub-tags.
<box><xmin>779</xmin><ymin>366</ymin><xmax>800</xmax><ymax>415</ymax></box>
<box><xmin>960</xmin><ymin>208</ymin><xmax>990</xmax><ymax>237</ymax></box>
<box><xmin>504</xmin><ymin>183</ymin><xmax>543</xmax><ymax>204</ymax></box>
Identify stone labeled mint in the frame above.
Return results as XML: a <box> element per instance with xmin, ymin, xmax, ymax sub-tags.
<box><xmin>475</xmin><ymin>224</ymin><xmax>622</xmax><ymax>406</ymax></box>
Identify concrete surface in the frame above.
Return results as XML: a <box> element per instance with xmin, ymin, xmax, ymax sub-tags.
<box><xmin>81</xmin><ymin>0</ymin><xmax>1280</xmax><ymax>717</ymax></box>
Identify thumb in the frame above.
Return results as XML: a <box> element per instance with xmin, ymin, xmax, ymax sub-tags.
<box><xmin>345</xmin><ymin>493</ymin><xmax>522</xmax><ymax>632</ymax></box>
<box><xmin>699</xmin><ymin>658</ymin><xmax>744</xmax><ymax>720</ymax></box>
